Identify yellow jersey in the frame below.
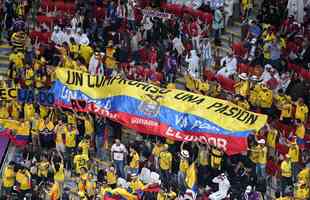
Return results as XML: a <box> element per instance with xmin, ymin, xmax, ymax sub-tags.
<box><xmin>258</xmin><ymin>146</ymin><xmax>268</xmax><ymax>164</ymax></box>
<box><xmin>78</xmin><ymin>139</ymin><xmax>90</xmax><ymax>158</ymax></box>
<box><xmin>280</xmin><ymin>103</ymin><xmax>292</xmax><ymax>119</ymax></box>
<box><xmin>73</xmin><ymin>154</ymin><xmax>89</xmax><ymax>174</ymax></box>
<box><xmin>55</xmin><ymin>124</ymin><xmax>64</xmax><ymax>145</ymax></box>
<box><xmin>24</xmin><ymin>103</ymin><xmax>35</xmax><ymax>121</ymax></box>
<box><xmin>234</xmin><ymin>80</ymin><xmax>249</xmax><ymax>97</ymax></box>
<box><xmin>17</xmin><ymin>121</ymin><xmax>30</xmax><ymax>136</ymax></box>
<box><xmin>64</xmin><ymin>127</ymin><xmax>77</xmax><ymax>147</ymax></box>
<box><xmin>49</xmin><ymin>182</ymin><xmax>60</xmax><ymax>200</ymax></box>
<box><xmin>16</xmin><ymin>170</ymin><xmax>31</xmax><ymax>190</ymax></box>
<box><xmin>179</xmin><ymin>158</ymin><xmax>189</xmax><ymax>173</ymax></box>
<box><xmin>106</xmin><ymin>170</ymin><xmax>117</xmax><ymax>185</ymax></box>
<box><xmin>296</xmin><ymin>124</ymin><xmax>305</xmax><ymax>139</ymax></box>
<box><xmin>38</xmin><ymin>161</ymin><xmax>50</xmax><ymax>177</ymax></box>
<box><xmin>294</xmin><ymin>186</ymin><xmax>310</xmax><ymax>200</ymax></box>
<box><xmin>288</xmin><ymin>144</ymin><xmax>299</xmax><ymax>163</ymax></box>
<box><xmin>0</xmin><ymin>105</ymin><xmax>9</xmax><ymax>119</ymax></box>
<box><xmin>297</xmin><ymin>168</ymin><xmax>310</xmax><ymax>183</ymax></box>
<box><xmin>3</xmin><ymin>166</ymin><xmax>15</xmax><ymax>188</ymax></box>
<box><xmin>295</xmin><ymin>103</ymin><xmax>308</xmax><ymax>122</ymax></box>
<box><xmin>54</xmin><ymin>163</ymin><xmax>65</xmax><ymax>182</ymax></box>
<box><xmin>281</xmin><ymin>160</ymin><xmax>292</xmax><ymax>178</ymax></box>
<box><xmin>129</xmin><ymin>179</ymin><xmax>144</xmax><ymax>192</ymax></box>
<box><xmin>129</xmin><ymin>151</ymin><xmax>140</xmax><ymax>169</ymax></box>
<box><xmin>267</xmin><ymin>129</ymin><xmax>278</xmax><ymax>148</ymax></box>
<box><xmin>159</xmin><ymin>151</ymin><xmax>172</xmax><ymax>170</ymax></box>
<box><xmin>259</xmin><ymin>88</ymin><xmax>273</xmax><ymax>108</ymax></box>
<box><xmin>79</xmin><ymin>45</ymin><xmax>93</xmax><ymax>64</ymax></box>
<box><xmin>84</xmin><ymin>118</ymin><xmax>94</xmax><ymax>135</ymax></box>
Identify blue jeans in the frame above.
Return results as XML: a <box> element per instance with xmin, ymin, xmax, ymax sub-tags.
<box><xmin>256</xmin><ymin>164</ymin><xmax>266</xmax><ymax>178</ymax></box>
<box><xmin>95</xmin><ymin>135</ymin><xmax>108</xmax><ymax>160</ymax></box>
<box><xmin>114</xmin><ymin>160</ymin><xmax>125</xmax><ymax>178</ymax></box>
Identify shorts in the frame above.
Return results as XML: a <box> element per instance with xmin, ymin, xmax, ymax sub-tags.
<box><xmin>56</xmin><ymin>143</ymin><xmax>65</xmax><ymax>153</ymax></box>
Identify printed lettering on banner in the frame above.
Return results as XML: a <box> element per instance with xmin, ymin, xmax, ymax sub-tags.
<box><xmin>0</xmin><ymin>88</ymin><xmax>17</xmax><ymax>100</ymax></box>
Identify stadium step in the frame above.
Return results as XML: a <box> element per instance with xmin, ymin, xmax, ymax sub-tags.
<box><xmin>0</xmin><ymin>44</ymin><xmax>11</xmax><ymax>76</ymax></box>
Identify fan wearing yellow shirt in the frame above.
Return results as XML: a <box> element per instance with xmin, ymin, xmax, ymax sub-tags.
<box><xmin>54</xmin><ymin>119</ymin><xmax>65</xmax><ymax>155</ymax></box>
<box><xmin>16</xmin><ymin>119</ymin><xmax>31</xmax><ymax>143</ymax></box>
<box><xmin>266</xmin><ymin>125</ymin><xmax>278</xmax><ymax>156</ymax></box>
<box><xmin>210</xmin><ymin>146</ymin><xmax>224</xmax><ymax>170</ymax></box>
<box><xmin>234</xmin><ymin>73</ymin><xmax>250</xmax><ymax>97</ymax></box>
<box><xmin>249</xmin><ymin>83</ymin><xmax>262</xmax><ymax>107</ymax></box>
<box><xmin>9</xmin><ymin>100</ymin><xmax>21</xmax><ymax>120</ymax></box>
<box><xmin>0</xmin><ymin>101</ymin><xmax>9</xmax><ymax>119</ymax></box>
<box><xmin>295</xmin><ymin>98</ymin><xmax>308</xmax><ymax>122</ymax></box>
<box><xmin>178</xmin><ymin>149</ymin><xmax>190</xmax><ymax>187</ymax></box>
<box><xmin>83</xmin><ymin>114</ymin><xmax>94</xmax><ymax>136</ymax></box>
<box><xmin>31</xmin><ymin>113</ymin><xmax>41</xmax><ymax>149</ymax></box>
<box><xmin>79</xmin><ymin>43</ymin><xmax>93</xmax><ymax>64</ymax></box>
<box><xmin>152</xmin><ymin>141</ymin><xmax>163</xmax><ymax>170</ymax></box>
<box><xmin>129</xmin><ymin>174</ymin><xmax>145</xmax><ymax>194</ymax></box>
<box><xmin>16</xmin><ymin>167</ymin><xmax>31</xmax><ymax>199</ymax></box>
<box><xmin>128</xmin><ymin>146</ymin><xmax>140</xmax><ymax>175</ymax></box>
<box><xmin>105</xmin><ymin>40</ymin><xmax>118</xmax><ymax>70</ymax></box>
<box><xmin>157</xmin><ymin>188</ymin><xmax>177</xmax><ymax>200</ymax></box>
<box><xmin>294</xmin><ymin>181</ymin><xmax>310</xmax><ymax>200</ymax></box>
<box><xmin>64</xmin><ymin>123</ymin><xmax>78</xmax><ymax>171</ymax></box>
<box><xmin>281</xmin><ymin>154</ymin><xmax>293</xmax><ymax>194</ymax></box>
<box><xmin>24</xmin><ymin>65</ymin><xmax>34</xmax><ymax>87</ymax></box>
<box><xmin>280</xmin><ymin>97</ymin><xmax>293</xmax><ymax>124</ymax></box>
<box><xmin>288</xmin><ymin>138</ymin><xmax>300</xmax><ymax>181</ymax></box>
<box><xmin>1</xmin><ymin>162</ymin><xmax>16</xmax><ymax>197</ymax></box>
<box><xmin>297</xmin><ymin>167</ymin><xmax>310</xmax><ymax>183</ymax></box>
<box><xmin>9</xmin><ymin>49</ymin><xmax>24</xmax><ymax>69</ymax></box>
<box><xmin>37</xmin><ymin>155</ymin><xmax>50</xmax><ymax>182</ymax></box>
<box><xmin>295</xmin><ymin>120</ymin><xmax>306</xmax><ymax>140</ymax></box>
<box><xmin>23</xmin><ymin>102</ymin><xmax>35</xmax><ymax>121</ymax></box>
<box><xmin>159</xmin><ymin>144</ymin><xmax>172</xmax><ymax>186</ymax></box>
<box><xmin>38</xmin><ymin>116</ymin><xmax>55</xmax><ymax>149</ymax></box>
<box><xmin>69</xmin><ymin>38</ymin><xmax>80</xmax><ymax>59</ymax></box>
<box><xmin>78</xmin><ymin>135</ymin><xmax>91</xmax><ymax>159</ymax></box>
<box><xmin>249</xmin><ymin>139</ymin><xmax>267</xmax><ymax>178</ymax></box>
<box><xmin>236</xmin><ymin>96</ymin><xmax>251</xmax><ymax>110</ymax></box>
<box><xmin>48</xmin><ymin>181</ymin><xmax>60</xmax><ymax>200</ymax></box>
<box><xmin>258</xmin><ymin>83</ymin><xmax>273</xmax><ymax>113</ymax></box>
<box><xmin>39</xmin><ymin>105</ymin><xmax>49</xmax><ymax>119</ymax></box>
<box><xmin>105</xmin><ymin>166</ymin><xmax>117</xmax><ymax>188</ymax></box>
<box><xmin>73</xmin><ymin>148</ymin><xmax>89</xmax><ymax>174</ymax></box>
<box><xmin>52</xmin><ymin>155</ymin><xmax>65</xmax><ymax>199</ymax></box>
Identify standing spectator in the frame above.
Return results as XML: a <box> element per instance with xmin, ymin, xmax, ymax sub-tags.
<box><xmin>159</xmin><ymin>144</ymin><xmax>172</xmax><ymax>187</ymax></box>
<box><xmin>281</xmin><ymin>154</ymin><xmax>293</xmax><ymax>194</ymax></box>
<box><xmin>201</xmin><ymin>37</ymin><xmax>213</xmax><ymax>69</ymax></box>
<box><xmin>287</xmin><ymin>0</ymin><xmax>305</xmax><ymax>23</ymax></box>
<box><xmin>111</xmin><ymin>139</ymin><xmax>127</xmax><ymax>178</ymax></box>
<box><xmin>212</xmin><ymin>5</ymin><xmax>224</xmax><ymax>46</ymax></box>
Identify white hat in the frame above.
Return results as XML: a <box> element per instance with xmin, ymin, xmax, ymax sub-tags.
<box><xmin>238</xmin><ymin>73</ymin><xmax>248</xmax><ymax>80</ymax></box>
<box><xmin>265</xmin><ymin>64</ymin><xmax>272</xmax><ymax>69</ymax></box>
<box><xmin>258</xmin><ymin>139</ymin><xmax>265</xmax><ymax>144</ymax></box>
<box><xmin>181</xmin><ymin>150</ymin><xmax>190</xmax><ymax>158</ymax></box>
<box><xmin>80</xmin><ymin>37</ymin><xmax>89</xmax><ymax>45</ymax></box>
<box><xmin>250</xmin><ymin>75</ymin><xmax>258</xmax><ymax>81</ymax></box>
<box><xmin>245</xmin><ymin>185</ymin><xmax>252</xmax><ymax>193</ymax></box>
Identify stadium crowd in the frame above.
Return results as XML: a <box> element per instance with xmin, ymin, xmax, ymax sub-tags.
<box><xmin>0</xmin><ymin>0</ymin><xmax>309</xmax><ymax>200</ymax></box>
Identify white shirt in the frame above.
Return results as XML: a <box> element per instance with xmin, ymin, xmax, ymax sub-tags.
<box><xmin>217</xmin><ymin>56</ymin><xmax>237</xmax><ymax>77</ymax></box>
<box><xmin>51</xmin><ymin>30</ymin><xmax>65</xmax><ymax>45</ymax></box>
<box><xmin>111</xmin><ymin>143</ymin><xmax>127</xmax><ymax>161</ymax></box>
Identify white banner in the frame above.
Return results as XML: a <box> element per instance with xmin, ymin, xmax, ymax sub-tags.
<box><xmin>142</xmin><ymin>9</ymin><xmax>173</xmax><ymax>19</ymax></box>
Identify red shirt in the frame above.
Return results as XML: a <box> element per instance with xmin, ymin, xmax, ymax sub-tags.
<box><xmin>190</xmin><ymin>22</ymin><xmax>199</xmax><ymax>37</ymax></box>
<box><xmin>149</xmin><ymin>49</ymin><xmax>157</xmax><ymax>64</ymax></box>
